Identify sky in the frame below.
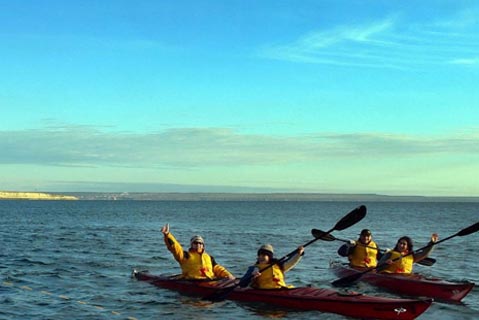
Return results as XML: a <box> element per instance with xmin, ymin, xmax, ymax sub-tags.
<box><xmin>1</xmin><ymin>1</ymin><xmax>479</xmax><ymax>196</ymax></box>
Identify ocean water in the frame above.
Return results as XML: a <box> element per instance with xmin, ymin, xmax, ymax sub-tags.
<box><xmin>1</xmin><ymin>200</ymin><xmax>478</xmax><ymax>319</ymax></box>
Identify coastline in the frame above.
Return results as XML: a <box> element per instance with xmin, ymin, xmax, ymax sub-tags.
<box><xmin>1</xmin><ymin>191</ymin><xmax>478</xmax><ymax>202</ymax></box>
<box><xmin>0</xmin><ymin>191</ymin><xmax>78</xmax><ymax>201</ymax></box>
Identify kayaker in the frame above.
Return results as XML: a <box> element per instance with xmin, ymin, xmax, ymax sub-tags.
<box><xmin>378</xmin><ymin>233</ymin><xmax>439</xmax><ymax>274</ymax></box>
<box><xmin>240</xmin><ymin>244</ymin><xmax>304</xmax><ymax>289</ymax></box>
<box><xmin>160</xmin><ymin>223</ymin><xmax>235</xmax><ymax>280</ymax></box>
<box><xmin>337</xmin><ymin>229</ymin><xmax>380</xmax><ymax>268</ymax></box>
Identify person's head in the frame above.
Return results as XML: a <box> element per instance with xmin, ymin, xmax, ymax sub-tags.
<box><xmin>190</xmin><ymin>235</ymin><xmax>205</xmax><ymax>253</ymax></box>
<box><xmin>257</xmin><ymin>244</ymin><xmax>274</xmax><ymax>264</ymax></box>
<box><xmin>358</xmin><ymin>229</ymin><xmax>372</xmax><ymax>244</ymax></box>
<box><xmin>395</xmin><ymin>236</ymin><xmax>413</xmax><ymax>253</ymax></box>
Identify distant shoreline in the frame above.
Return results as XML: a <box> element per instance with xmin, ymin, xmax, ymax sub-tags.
<box><xmin>0</xmin><ymin>191</ymin><xmax>78</xmax><ymax>200</ymax></box>
<box><xmin>1</xmin><ymin>190</ymin><xmax>478</xmax><ymax>202</ymax></box>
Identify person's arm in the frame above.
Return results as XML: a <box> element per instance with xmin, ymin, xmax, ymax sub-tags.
<box><xmin>376</xmin><ymin>247</ymin><xmax>384</xmax><ymax>260</ymax></box>
<box><xmin>337</xmin><ymin>241</ymin><xmax>356</xmax><ymax>257</ymax></box>
<box><xmin>413</xmin><ymin>233</ymin><xmax>438</xmax><ymax>263</ymax></box>
<box><xmin>238</xmin><ymin>266</ymin><xmax>258</xmax><ymax>287</ymax></box>
<box><xmin>161</xmin><ymin>224</ymin><xmax>185</xmax><ymax>262</ymax></box>
<box><xmin>282</xmin><ymin>246</ymin><xmax>304</xmax><ymax>272</ymax></box>
<box><xmin>211</xmin><ymin>256</ymin><xmax>235</xmax><ymax>279</ymax></box>
<box><xmin>377</xmin><ymin>250</ymin><xmax>392</xmax><ymax>266</ymax></box>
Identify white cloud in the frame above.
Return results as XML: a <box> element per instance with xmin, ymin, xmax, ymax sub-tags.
<box><xmin>449</xmin><ymin>57</ymin><xmax>479</xmax><ymax>65</ymax></box>
<box><xmin>1</xmin><ymin>125</ymin><xmax>478</xmax><ymax>169</ymax></box>
<box><xmin>259</xmin><ymin>13</ymin><xmax>479</xmax><ymax>69</ymax></box>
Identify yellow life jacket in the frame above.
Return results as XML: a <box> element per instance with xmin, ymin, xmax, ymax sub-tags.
<box><xmin>251</xmin><ymin>262</ymin><xmax>293</xmax><ymax>289</ymax></box>
<box><xmin>349</xmin><ymin>240</ymin><xmax>378</xmax><ymax>267</ymax></box>
<box><xmin>380</xmin><ymin>250</ymin><xmax>414</xmax><ymax>274</ymax></box>
<box><xmin>164</xmin><ymin>233</ymin><xmax>232</xmax><ymax>279</ymax></box>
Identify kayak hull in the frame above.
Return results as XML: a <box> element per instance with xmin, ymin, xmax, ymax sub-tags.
<box><xmin>330</xmin><ymin>261</ymin><xmax>475</xmax><ymax>302</ymax></box>
<box><xmin>133</xmin><ymin>270</ymin><xmax>432</xmax><ymax>320</ymax></box>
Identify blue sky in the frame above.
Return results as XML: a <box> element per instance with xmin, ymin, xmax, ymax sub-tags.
<box><xmin>1</xmin><ymin>1</ymin><xmax>478</xmax><ymax>196</ymax></box>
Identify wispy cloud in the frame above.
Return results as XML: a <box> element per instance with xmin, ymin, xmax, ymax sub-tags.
<box><xmin>293</xmin><ymin>19</ymin><xmax>395</xmax><ymax>49</ymax></box>
<box><xmin>259</xmin><ymin>11</ymin><xmax>479</xmax><ymax>69</ymax></box>
<box><xmin>449</xmin><ymin>57</ymin><xmax>479</xmax><ymax>65</ymax></box>
<box><xmin>1</xmin><ymin>125</ymin><xmax>478</xmax><ymax>169</ymax></box>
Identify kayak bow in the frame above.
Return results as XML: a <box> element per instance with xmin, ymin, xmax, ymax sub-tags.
<box><xmin>133</xmin><ymin>269</ymin><xmax>432</xmax><ymax>320</ymax></box>
<box><xmin>330</xmin><ymin>261</ymin><xmax>474</xmax><ymax>302</ymax></box>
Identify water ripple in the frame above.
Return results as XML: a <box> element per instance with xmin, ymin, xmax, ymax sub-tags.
<box><xmin>1</xmin><ymin>200</ymin><xmax>478</xmax><ymax>319</ymax></box>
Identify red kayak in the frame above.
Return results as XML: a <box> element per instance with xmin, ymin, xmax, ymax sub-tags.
<box><xmin>330</xmin><ymin>261</ymin><xmax>475</xmax><ymax>302</ymax></box>
<box><xmin>132</xmin><ymin>270</ymin><xmax>432</xmax><ymax>319</ymax></box>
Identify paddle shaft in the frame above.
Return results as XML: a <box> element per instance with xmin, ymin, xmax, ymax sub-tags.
<box><xmin>333</xmin><ymin>240</ymin><xmax>436</xmax><ymax>286</ymax></box>
<box><xmin>334</xmin><ymin>236</ymin><xmax>435</xmax><ymax>266</ymax></box>
<box><xmin>335</xmin><ymin>236</ymin><xmax>379</xmax><ymax>250</ymax></box>
<box><xmin>400</xmin><ymin>222</ymin><xmax>479</xmax><ymax>259</ymax></box>
<box><xmin>207</xmin><ymin>236</ymin><xmax>318</xmax><ymax>301</ymax></box>
<box><xmin>257</xmin><ymin>205</ymin><xmax>367</xmax><ymax>274</ymax></box>
<box><xmin>315</xmin><ymin>230</ymin><xmax>436</xmax><ymax>267</ymax></box>
<box><xmin>206</xmin><ymin>205</ymin><xmax>367</xmax><ymax>301</ymax></box>
<box><xmin>332</xmin><ymin>221</ymin><xmax>479</xmax><ymax>287</ymax></box>
<box><xmin>255</xmin><ymin>225</ymin><xmax>341</xmax><ymax>282</ymax></box>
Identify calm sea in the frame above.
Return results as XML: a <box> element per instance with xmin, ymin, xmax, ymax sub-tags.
<box><xmin>1</xmin><ymin>200</ymin><xmax>478</xmax><ymax>319</ymax></box>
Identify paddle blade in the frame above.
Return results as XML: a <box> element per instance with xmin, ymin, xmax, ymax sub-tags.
<box><xmin>311</xmin><ymin>229</ymin><xmax>336</xmax><ymax>241</ymax></box>
<box><xmin>417</xmin><ymin>257</ymin><xmax>436</xmax><ymax>267</ymax></box>
<box><xmin>333</xmin><ymin>205</ymin><xmax>367</xmax><ymax>231</ymax></box>
<box><xmin>458</xmin><ymin>221</ymin><xmax>479</xmax><ymax>237</ymax></box>
<box><xmin>204</xmin><ymin>286</ymin><xmax>234</xmax><ymax>302</ymax></box>
<box><xmin>204</xmin><ymin>278</ymin><xmax>241</xmax><ymax>302</ymax></box>
<box><xmin>331</xmin><ymin>272</ymin><xmax>364</xmax><ymax>287</ymax></box>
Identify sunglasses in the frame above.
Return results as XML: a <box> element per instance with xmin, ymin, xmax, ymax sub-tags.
<box><xmin>192</xmin><ymin>241</ymin><xmax>204</xmax><ymax>245</ymax></box>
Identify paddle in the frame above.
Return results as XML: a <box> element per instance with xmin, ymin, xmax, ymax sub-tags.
<box><xmin>312</xmin><ymin>229</ymin><xmax>436</xmax><ymax>266</ymax></box>
<box><xmin>331</xmin><ymin>221</ymin><xmax>479</xmax><ymax>287</ymax></box>
<box><xmin>204</xmin><ymin>205</ymin><xmax>367</xmax><ymax>302</ymax></box>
